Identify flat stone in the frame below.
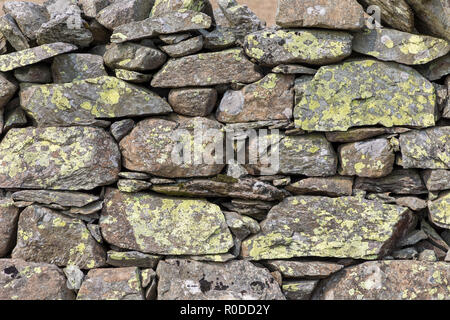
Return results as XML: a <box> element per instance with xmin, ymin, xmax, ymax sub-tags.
<box><xmin>399</xmin><ymin>127</ymin><xmax>450</xmax><ymax>169</ymax></box>
<box><xmin>422</xmin><ymin>170</ymin><xmax>450</xmax><ymax>191</ymax></box>
<box><xmin>0</xmin><ymin>33</ymin><xmax>6</xmax><ymax>54</ymax></box>
<box><xmin>160</xmin><ymin>35</ymin><xmax>203</xmax><ymax>58</ymax></box>
<box><xmin>326</xmin><ymin>127</ymin><xmax>410</xmax><ymax>143</ymax></box>
<box><xmin>294</xmin><ymin>59</ymin><xmax>436</xmax><ymax>131</ymax></box>
<box><xmin>114</xmin><ymin>69</ymin><xmax>152</xmax><ymax>83</ymax></box>
<box><xmin>168</xmin><ymin>88</ymin><xmax>217</xmax><ymax>117</ymax></box>
<box><xmin>282</xmin><ymin>280</ymin><xmax>318</xmax><ymax>300</ymax></box>
<box><xmin>266</xmin><ymin>260</ymin><xmax>343</xmax><ymax>279</ymax></box>
<box><xmin>276</xmin><ymin>0</ymin><xmax>364</xmax><ymax>30</ymax></box>
<box><xmin>159</xmin><ymin>33</ymin><xmax>191</xmax><ymax>44</ymax></box>
<box><xmin>12</xmin><ymin>205</ymin><xmax>106</xmax><ymax>269</ymax></box>
<box><xmin>360</xmin><ymin>0</ymin><xmax>414</xmax><ymax>32</ymax></box>
<box><xmin>444</xmin><ymin>76</ymin><xmax>450</xmax><ymax>118</ymax></box>
<box><xmin>20</xmin><ymin>76</ymin><xmax>172</xmax><ymax>127</ymax></box>
<box><xmin>353</xmin><ymin>28</ymin><xmax>449</xmax><ymax>65</ymax></box>
<box><xmin>117</xmin><ymin>179</ymin><xmax>152</xmax><ymax>193</ymax></box>
<box><xmin>151</xmin><ymin>0</ymin><xmax>206</xmax><ymax>17</ymax></box>
<box><xmin>216</xmin><ymin>73</ymin><xmax>294</xmax><ymax>123</ymax></box>
<box><xmin>156</xmin><ymin>259</ymin><xmax>285</xmax><ymax>300</ymax></box>
<box><xmin>396</xmin><ymin>197</ymin><xmax>427</xmax><ymax>211</ymax></box>
<box><xmin>118</xmin><ymin>172</ymin><xmax>151</xmax><ymax>180</ymax></box>
<box><xmin>222</xmin><ymin>199</ymin><xmax>273</xmax><ymax>221</ymax></box>
<box><xmin>0</xmin><ymin>259</ymin><xmax>75</xmax><ymax>300</ymax></box>
<box><xmin>104</xmin><ymin>43</ymin><xmax>167</xmax><ymax>72</ymax></box>
<box><xmin>152</xmin><ymin>48</ymin><xmax>263</xmax><ymax>88</ymax></box>
<box><xmin>11</xmin><ymin>190</ymin><xmax>99</xmax><ymax>208</ymax></box>
<box><xmin>201</xmin><ymin>27</ymin><xmax>236</xmax><ymax>50</ymax></box>
<box><xmin>392</xmin><ymin>247</ymin><xmax>418</xmax><ymax>259</ymax></box>
<box><xmin>0</xmin><ymin>126</ymin><xmax>120</xmax><ymax>190</ymax></box>
<box><xmin>0</xmin><ymin>198</ymin><xmax>20</xmax><ymax>257</ymax></box>
<box><xmin>244</xmin><ymin>29</ymin><xmax>353</xmax><ymax>67</ymax></box>
<box><xmin>0</xmin><ymin>73</ymin><xmax>17</xmax><ymax>109</ymax></box>
<box><xmin>406</xmin><ymin>0</ymin><xmax>449</xmax><ymax>41</ymax></box>
<box><xmin>241</xmin><ymin>195</ymin><xmax>414</xmax><ymax>260</ymax></box>
<box><xmin>96</xmin><ymin>0</ymin><xmax>153</xmax><ymax>30</ymax></box>
<box><xmin>0</xmin><ymin>14</ymin><xmax>29</xmax><ymax>51</ymax></box>
<box><xmin>418</xmin><ymin>54</ymin><xmax>450</xmax><ymax>81</ymax></box>
<box><xmin>52</xmin><ymin>54</ymin><xmax>107</xmax><ymax>83</ymax></box>
<box><xmin>313</xmin><ymin>261</ymin><xmax>450</xmax><ymax>300</ymax></box>
<box><xmin>100</xmin><ymin>189</ymin><xmax>234</xmax><ymax>255</ymax></box>
<box><xmin>79</xmin><ymin>0</ymin><xmax>112</xmax><ymax>18</ymax></box>
<box><xmin>110</xmin><ymin>119</ymin><xmax>135</xmax><ymax>141</ymax></box>
<box><xmin>3</xmin><ymin>1</ymin><xmax>49</xmax><ymax>41</ymax></box>
<box><xmin>0</xmin><ymin>42</ymin><xmax>77</xmax><ymax>72</ymax></box>
<box><xmin>272</xmin><ymin>64</ymin><xmax>317</xmax><ymax>75</ymax></box>
<box><xmin>429</xmin><ymin>191</ymin><xmax>450</xmax><ymax>229</ymax></box>
<box><xmin>286</xmin><ymin>176</ymin><xmax>353</xmax><ymax>197</ymax></box>
<box><xmin>14</xmin><ymin>63</ymin><xmax>52</xmax><ymax>83</ymax></box>
<box><xmin>397</xmin><ymin>230</ymin><xmax>428</xmax><ymax>247</ymax></box>
<box><xmin>106</xmin><ymin>251</ymin><xmax>160</xmax><ymax>268</ymax></box>
<box><xmin>77</xmin><ymin>267</ymin><xmax>144</xmax><ymax>300</ymax></box>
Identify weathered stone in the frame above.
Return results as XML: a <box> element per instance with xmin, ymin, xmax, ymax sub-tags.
<box><xmin>21</xmin><ymin>76</ymin><xmax>172</xmax><ymax>127</ymax></box>
<box><xmin>157</xmin><ymin>259</ymin><xmax>284</xmax><ymax>300</ymax></box>
<box><xmin>286</xmin><ymin>176</ymin><xmax>353</xmax><ymax>197</ymax></box>
<box><xmin>151</xmin><ymin>0</ymin><xmax>206</xmax><ymax>16</ymax></box>
<box><xmin>314</xmin><ymin>261</ymin><xmax>450</xmax><ymax>300</ymax></box>
<box><xmin>244</xmin><ymin>29</ymin><xmax>353</xmax><ymax>67</ymax></box>
<box><xmin>118</xmin><ymin>172</ymin><xmax>151</xmax><ymax>180</ymax></box>
<box><xmin>429</xmin><ymin>191</ymin><xmax>450</xmax><ymax>229</ymax></box>
<box><xmin>0</xmin><ymin>126</ymin><xmax>120</xmax><ymax>190</ymax></box>
<box><xmin>419</xmin><ymin>250</ymin><xmax>438</xmax><ymax>262</ymax></box>
<box><xmin>159</xmin><ymin>33</ymin><xmax>191</xmax><ymax>44</ymax></box>
<box><xmin>241</xmin><ymin>195</ymin><xmax>414</xmax><ymax>260</ymax></box>
<box><xmin>0</xmin><ymin>33</ymin><xmax>6</xmax><ymax>54</ymax></box>
<box><xmin>338</xmin><ymin>138</ymin><xmax>395</xmax><ymax>178</ymax></box>
<box><xmin>100</xmin><ymin>189</ymin><xmax>234</xmax><ymax>255</ymax></box>
<box><xmin>77</xmin><ymin>267</ymin><xmax>143</xmax><ymax>300</ymax></box>
<box><xmin>12</xmin><ymin>205</ymin><xmax>106</xmax><ymax>269</ymax></box>
<box><xmin>152</xmin><ymin>48</ymin><xmax>262</xmax><ymax>88</ymax></box>
<box><xmin>110</xmin><ymin>119</ymin><xmax>135</xmax><ymax>142</ymax></box>
<box><xmin>222</xmin><ymin>199</ymin><xmax>273</xmax><ymax>221</ymax></box>
<box><xmin>106</xmin><ymin>251</ymin><xmax>160</xmax><ymax>268</ymax></box>
<box><xmin>160</xmin><ymin>35</ymin><xmax>203</xmax><ymax>58</ymax></box>
<box><xmin>44</xmin><ymin>0</ymin><xmax>81</xmax><ymax>17</ymax></box>
<box><xmin>120</xmin><ymin>117</ymin><xmax>224</xmax><ymax>178</ymax></box>
<box><xmin>0</xmin><ymin>72</ymin><xmax>17</xmax><ymax>109</ymax></box>
<box><xmin>216</xmin><ymin>73</ymin><xmax>294</xmax><ymax>123</ymax></box>
<box><xmin>2</xmin><ymin>103</ymin><xmax>26</xmax><ymax>133</ymax></box>
<box><xmin>96</xmin><ymin>0</ymin><xmax>153</xmax><ymax>30</ymax></box>
<box><xmin>0</xmin><ymin>259</ymin><xmax>75</xmax><ymax>300</ymax></box>
<box><xmin>276</xmin><ymin>0</ymin><xmax>364</xmax><ymax>30</ymax></box>
<box><xmin>14</xmin><ymin>63</ymin><xmax>52</xmax><ymax>84</ymax></box>
<box><xmin>104</xmin><ymin>43</ymin><xmax>167</xmax><ymax>72</ymax></box>
<box><xmin>11</xmin><ymin>190</ymin><xmax>99</xmax><ymax>208</ymax></box>
<box><xmin>52</xmin><ymin>54</ymin><xmax>107</xmax><ymax>83</ymax></box>
<box><xmin>272</xmin><ymin>64</ymin><xmax>317</xmax><ymax>75</ymax></box>
<box><xmin>63</xmin><ymin>265</ymin><xmax>84</xmax><ymax>290</ymax></box>
<box><xmin>201</xmin><ymin>27</ymin><xmax>236</xmax><ymax>50</ymax></box>
<box><xmin>399</xmin><ymin>127</ymin><xmax>450</xmax><ymax>169</ymax></box>
<box><xmin>418</xmin><ymin>54</ymin><xmax>450</xmax><ymax>81</ymax></box>
<box><xmin>392</xmin><ymin>247</ymin><xmax>418</xmax><ymax>259</ymax></box>
<box><xmin>422</xmin><ymin>170</ymin><xmax>450</xmax><ymax>191</ymax></box>
<box><xmin>168</xmin><ymin>88</ymin><xmax>217</xmax><ymax>117</ymax></box>
<box><xmin>3</xmin><ymin>1</ymin><xmax>49</xmax><ymax>41</ymax></box>
<box><xmin>141</xmin><ymin>268</ymin><xmax>156</xmax><ymax>287</ymax></box>
<box><xmin>79</xmin><ymin>0</ymin><xmax>112</xmax><ymax>18</ymax></box>
<box><xmin>444</xmin><ymin>76</ymin><xmax>450</xmax><ymax>118</ymax></box>
<box><xmin>282</xmin><ymin>280</ymin><xmax>318</xmax><ymax>300</ymax></box>
<box><xmin>117</xmin><ymin>179</ymin><xmax>152</xmax><ymax>193</ymax></box>
<box><xmin>114</xmin><ymin>69</ymin><xmax>152</xmax><ymax>83</ymax></box>
<box><xmin>326</xmin><ymin>127</ymin><xmax>410</xmax><ymax>143</ymax></box>
<box><xmin>224</xmin><ymin>211</ymin><xmax>260</xmax><ymax>240</ymax></box>
<box><xmin>405</xmin><ymin>0</ymin><xmax>449</xmax><ymax>41</ymax></box>
<box><xmin>0</xmin><ymin>198</ymin><xmax>20</xmax><ymax>257</ymax></box>
<box><xmin>0</xmin><ymin>14</ymin><xmax>29</xmax><ymax>51</ymax></box>
<box><xmin>396</xmin><ymin>197</ymin><xmax>427</xmax><ymax>211</ymax></box>
<box><xmin>360</xmin><ymin>0</ymin><xmax>414</xmax><ymax>32</ymax></box>
<box><xmin>111</xmin><ymin>10</ymin><xmax>212</xmax><ymax>43</ymax></box>
<box><xmin>266</xmin><ymin>260</ymin><xmax>343</xmax><ymax>279</ymax></box>
<box><xmin>397</xmin><ymin>230</ymin><xmax>428</xmax><ymax>247</ymax></box>
<box><xmin>353</xmin><ymin>28</ymin><xmax>449</xmax><ymax>65</ymax></box>
<box><xmin>420</xmin><ymin>220</ymin><xmax>449</xmax><ymax>251</ymax></box>
<box><xmin>295</xmin><ymin>59</ymin><xmax>436</xmax><ymax>131</ymax></box>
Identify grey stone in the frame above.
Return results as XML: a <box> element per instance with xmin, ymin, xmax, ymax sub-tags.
<box><xmin>51</xmin><ymin>54</ymin><xmax>107</xmax><ymax>83</ymax></box>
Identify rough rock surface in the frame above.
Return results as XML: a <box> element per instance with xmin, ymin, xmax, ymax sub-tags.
<box><xmin>11</xmin><ymin>190</ymin><xmax>99</xmax><ymax>208</ymax></box>
<box><xmin>354</xmin><ymin>169</ymin><xmax>427</xmax><ymax>194</ymax></box>
<box><xmin>96</xmin><ymin>0</ymin><xmax>153</xmax><ymax>30</ymax></box>
<box><xmin>0</xmin><ymin>14</ymin><xmax>30</xmax><ymax>51</ymax></box>
<box><xmin>3</xmin><ymin>1</ymin><xmax>49</xmax><ymax>41</ymax></box>
<box><xmin>266</xmin><ymin>260</ymin><xmax>343</xmax><ymax>279</ymax></box>
<box><xmin>103</xmin><ymin>43</ymin><xmax>167</xmax><ymax>72</ymax></box>
<box><xmin>422</xmin><ymin>170</ymin><xmax>450</xmax><ymax>191</ymax></box>
<box><xmin>359</xmin><ymin>0</ymin><xmax>414</xmax><ymax>32</ymax></box>
<box><xmin>405</xmin><ymin>0</ymin><xmax>449</xmax><ymax>41</ymax></box>
<box><xmin>428</xmin><ymin>192</ymin><xmax>450</xmax><ymax>229</ymax></box>
<box><xmin>286</xmin><ymin>176</ymin><xmax>353</xmax><ymax>197</ymax></box>
<box><xmin>168</xmin><ymin>88</ymin><xmax>217</xmax><ymax>117</ymax></box>
<box><xmin>51</xmin><ymin>54</ymin><xmax>107</xmax><ymax>83</ymax></box>
<box><xmin>0</xmin><ymin>198</ymin><xmax>20</xmax><ymax>257</ymax></box>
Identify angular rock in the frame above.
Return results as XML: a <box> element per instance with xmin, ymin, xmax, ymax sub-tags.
<box><xmin>114</xmin><ymin>69</ymin><xmax>152</xmax><ymax>83</ymax></box>
<box><xmin>392</xmin><ymin>247</ymin><xmax>418</xmax><ymax>259</ymax></box>
<box><xmin>353</xmin><ymin>28</ymin><xmax>450</xmax><ymax>65</ymax></box>
<box><xmin>405</xmin><ymin>0</ymin><xmax>449</xmax><ymax>41</ymax></box>
<box><xmin>360</xmin><ymin>0</ymin><xmax>414</xmax><ymax>32</ymax></box>
<box><xmin>117</xmin><ymin>179</ymin><xmax>152</xmax><ymax>193</ymax></box>
<box><xmin>244</xmin><ymin>29</ymin><xmax>353</xmax><ymax>67</ymax></box>
<box><xmin>100</xmin><ymin>189</ymin><xmax>234</xmax><ymax>255</ymax></box>
<box><xmin>51</xmin><ymin>54</ymin><xmax>107</xmax><ymax>83</ymax></box>
<box><xmin>397</xmin><ymin>230</ymin><xmax>428</xmax><ymax>247</ymax></box>
<box><xmin>276</xmin><ymin>0</ymin><xmax>364</xmax><ymax>30</ymax></box>
<box><xmin>14</xmin><ymin>63</ymin><xmax>52</xmax><ymax>84</ymax></box>
<box><xmin>429</xmin><ymin>191</ymin><xmax>450</xmax><ymax>229</ymax></box>
<box><xmin>79</xmin><ymin>0</ymin><xmax>112</xmax><ymax>18</ymax></box>
<box><xmin>110</xmin><ymin>119</ymin><xmax>135</xmax><ymax>141</ymax></box>
<box><xmin>241</xmin><ymin>195</ymin><xmax>414</xmax><ymax>260</ymax></box>
<box><xmin>294</xmin><ymin>59</ymin><xmax>436</xmax><ymax>131</ymax></box>
<box><xmin>3</xmin><ymin>102</ymin><xmax>27</xmax><ymax>132</ymax></box>
<box><xmin>422</xmin><ymin>170</ymin><xmax>450</xmax><ymax>191</ymax></box>
<box><xmin>418</xmin><ymin>54</ymin><xmax>450</xmax><ymax>81</ymax></box>
<box><xmin>338</xmin><ymin>138</ymin><xmax>395</xmax><ymax>178</ymax></box>
<box><xmin>96</xmin><ymin>0</ymin><xmax>153</xmax><ymax>30</ymax></box>
<box><xmin>286</xmin><ymin>176</ymin><xmax>353</xmax><ymax>197</ymax></box>
<box><xmin>419</xmin><ymin>250</ymin><xmax>438</xmax><ymax>262</ymax></box>
<box><xmin>77</xmin><ymin>267</ymin><xmax>143</xmax><ymax>300</ymax></box>
<box><xmin>272</xmin><ymin>64</ymin><xmax>317</xmax><ymax>75</ymax></box>
<box><xmin>399</xmin><ymin>127</ymin><xmax>450</xmax><ymax>169</ymax></box>
<box><xmin>201</xmin><ymin>27</ymin><xmax>236</xmax><ymax>50</ymax></box>
<box><xmin>224</xmin><ymin>211</ymin><xmax>260</xmax><ymax>240</ymax></box>
<box><xmin>0</xmin><ymin>126</ymin><xmax>120</xmax><ymax>190</ymax></box>
<box><xmin>314</xmin><ymin>261</ymin><xmax>450</xmax><ymax>300</ymax></box>
<box><xmin>106</xmin><ymin>251</ymin><xmax>160</xmax><ymax>268</ymax></box>
<box><xmin>282</xmin><ymin>280</ymin><xmax>318</xmax><ymax>300</ymax></box>
<box><xmin>118</xmin><ymin>172</ymin><xmax>151</xmax><ymax>180</ymax></box>
<box><xmin>168</xmin><ymin>88</ymin><xmax>217</xmax><ymax>117</ymax></box>
<box><xmin>152</xmin><ymin>48</ymin><xmax>262</xmax><ymax>87</ymax></box>
<box><xmin>326</xmin><ymin>127</ymin><xmax>410</xmax><ymax>143</ymax></box>
<box><xmin>0</xmin><ymin>259</ymin><xmax>75</xmax><ymax>300</ymax></box>
<box><xmin>159</xmin><ymin>33</ymin><xmax>191</xmax><ymax>44</ymax></box>
<box><xmin>222</xmin><ymin>199</ymin><xmax>274</xmax><ymax>221</ymax></box>
<box><xmin>21</xmin><ymin>76</ymin><xmax>172</xmax><ymax>127</ymax></box>
<box><xmin>0</xmin><ymin>198</ymin><xmax>20</xmax><ymax>257</ymax></box>
<box><xmin>396</xmin><ymin>197</ymin><xmax>427</xmax><ymax>211</ymax></box>
<box><xmin>157</xmin><ymin>259</ymin><xmax>285</xmax><ymax>300</ymax></box>
<box><xmin>216</xmin><ymin>73</ymin><xmax>294</xmax><ymax>123</ymax></box>
<box><xmin>11</xmin><ymin>190</ymin><xmax>99</xmax><ymax>208</ymax></box>
<box><xmin>151</xmin><ymin>0</ymin><xmax>206</xmax><ymax>17</ymax></box>
<box><xmin>63</xmin><ymin>265</ymin><xmax>84</xmax><ymax>290</ymax></box>
<box><xmin>3</xmin><ymin>1</ymin><xmax>49</xmax><ymax>41</ymax></box>
<box><xmin>0</xmin><ymin>14</ymin><xmax>29</xmax><ymax>51</ymax></box>
<box><xmin>0</xmin><ymin>72</ymin><xmax>17</xmax><ymax>109</ymax></box>
<box><xmin>103</xmin><ymin>43</ymin><xmax>167</xmax><ymax>72</ymax></box>
<box><xmin>12</xmin><ymin>205</ymin><xmax>106</xmax><ymax>269</ymax></box>
<box><xmin>160</xmin><ymin>35</ymin><xmax>203</xmax><ymax>58</ymax></box>
<box><xmin>266</xmin><ymin>260</ymin><xmax>343</xmax><ymax>279</ymax></box>
<box><xmin>0</xmin><ymin>33</ymin><xmax>6</xmax><ymax>54</ymax></box>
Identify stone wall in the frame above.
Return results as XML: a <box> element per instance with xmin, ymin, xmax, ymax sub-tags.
<box><xmin>0</xmin><ymin>0</ymin><xmax>449</xmax><ymax>300</ymax></box>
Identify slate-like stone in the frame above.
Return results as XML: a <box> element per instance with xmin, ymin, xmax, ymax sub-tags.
<box><xmin>96</xmin><ymin>0</ymin><xmax>153</xmax><ymax>30</ymax></box>
<box><xmin>422</xmin><ymin>170</ymin><xmax>450</xmax><ymax>191</ymax></box>
<box><xmin>151</xmin><ymin>0</ymin><xmax>206</xmax><ymax>17</ymax></box>
<box><xmin>0</xmin><ymin>198</ymin><xmax>20</xmax><ymax>257</ymax></box>
<box><xmin>100</xmin><ymin>189</ymin><xmax>234</xmax><ymax>255</ymax></box>
<box><xmin>405</xmin><ymin>0</ymin><xmax>449</xmax><ymax>41</ymax></box>
<box><xmin>3</xmin><ymin>103</ymin><xmax>27</xmax><ymax>133</ymax></box>
<box><xmin>276</xmin><ymin>0</ymin><xmax>365</xmax><ymax>30</ymax></box>
<box><xmin>3</xmin><ymin>1</ymin><xmax>49</xmax><ymax>41</ymax></box>
<box><xmin>241</xmin><ymin>195</ymin><xmax>414</xmax><ymax>260</ymax></box>
<box><xmin>152</xmin><ymin>48</ymin><xmax>263</xmax><ymax>87</ymax></box>
<box><xmin>14</xmin><ymin>63</ymin><xmax>52</xmax><ymax>84</ymax></box>
<box><xmin>353</xmin><ymin>28</ymin><xmax>450</xmax><ymax>65</ymax></box>
<box><xmin>20</xmin><ymin>76</ymin><xmax>172</xmax><ymax>127</ymax></box>
<box><xmin>429</xmin><ymin>192</ymin><xmax>450</xmax><ymax>229</ymax></box>
<box><xmin>286</xmin><ymin>176</ymin><xmax>353</xmax><ymax>197</ymax></box>
<box><xmin>0</xmin><ymin>259</ymin><xmax>75</xmax><ymax>300</ymax></box>
<box><xmin>244</xmin><ymin>29</ymin><xmax>353</xmax><ymax>67</ymax></box>
<box><xmin>0</xmin><ymin>72</ymin><xmax>17</xmax><ymax>109</ymax></box>
<box><xmin>360</xmin><ymin>0</ymin><xmax>414</xmax><ymax>32</ymax></box>
<box><xmin>294</xmin><ymin>59</ymin><xmax>436</xmax><ymax>131</ymax></box>
<box><xmin>114</xmin><ymin>69</ymin><xmax>152</xmax><ymax>83</ymax></box>
<box><xmin>11</xmin><ymin>190</ymin><xmax>99</xmax><ymax>208</ymax></box>
<box><xmin>117</xmin><ymin>179</ymin><xmax>152</xmax><ymax>193</ymax></box>
<box><xmin>0</xmin><ymin>14</ymin><xmax>29</xmax><ymax>51</ymax></box>
<box><xmin>110</xmin><ymin>119</ymin><xmax>135</xmax><ymax>142</ymax></box>
<box><xmin>326</xmin><ymin>127</ymin><xmax>410</xmax><ymax>143</ymax></box>
<box><xmin>0</xmin><ymin>126</ymin><xmax>120</xmax><ymax>190</ymax></box>
<box><xmin>52</xmin><ymin>54</ymin><xmax>107</xmax><ymax>83</ymax></box>
<box><xmin>272</xmin><ymin>64</ymin><xmax>317</xmax><ymax>75</ymax></box>
<box><xmin>266</xmin><ymin>260</ymin><xmax>343</xmax><ymax>279</ymax></box>
<box><xmin>12</xmin><ymin>205</ymin><xmax>106</xmax><ymax>269</ymax></box>
<box><xmin>0</xmin><ymin>33</ymin><xmax>6</xmax><ymax>54</ymax></box>
<box><xmin>418</xmin><ymin>54</ymin><xmax>450</xmax><ymax>81</ymax></box>
<box><xmin>160</xmin><ymin>35</ymin><xmax>203</xmax><ymax>58</ymax></box>
<box><xmin>399</xmin><ymin>127</ymin><xmax>450</xmax><ymax>169</ymax></box>
<box><xmin>157</xmin><ymin>259</ymin><xmax>285</xmax><ymax>300</ymax></box>
<box><xmin>396</xmin><ymin>197</ymin><xmax>427</xmax><ymax>211</ymax></box>
<box><xmin>104</xmin><ymin>43</ymin><xmax>167</xmax><ymax>72</ymax></box>
<box><xmin>282</xmin><ymin>280</ymin><xmax>318</xmax><ymax>300</ymax></box>
<box><xmin>168</xmin><ymin>88</ymin><xmax>217</xmax><ymax>117</ymax></box>
<box><xmin>216</xmin><ymin>73</ymin><xmax>294</xmax><ymax>123</ymax></box>
<box><xmin>106</xmin><ymin>250</ymin><xmax>160</xmax><ymax>268</ymax></box>
<box><xmin>77</xmin><ymin>267</ymin><xmax>143</xmax><ymax>300</ymax></box>
<box><xmin>79</xmin><ymin>0</ymin><xmax>112</xmax><ymax>18</ymax></box>
<box><xmin>201</xmin><ymin>27</ymin><xmax>236</xmax><ymax>50</ymax></box>
<box><xmin>314</xmin><ymin>261</ymin><xmax>450</xmax><ymax>300</ymax></box>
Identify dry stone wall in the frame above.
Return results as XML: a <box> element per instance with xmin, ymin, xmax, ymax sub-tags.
<box><xmin>0</xmin><ymin>0</ymin><xmax>449</xmax><ymax>300</ymax></box>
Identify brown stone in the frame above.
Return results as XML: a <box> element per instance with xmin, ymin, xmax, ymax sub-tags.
<box><xmin>168</xmin><ymin>88</ymin><xmax>217</xmax><ymax>117</ymax></box>
<box><xmin>0</xmin><ymin>198</ymin><xmax>20</xmax><ymax>257</ymax></box>
<box><xmin>286</xmin><ymin>176</ymin><xmax>353</xmax><ymax>197</ymax></box>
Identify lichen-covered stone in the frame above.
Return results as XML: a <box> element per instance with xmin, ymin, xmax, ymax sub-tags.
<box><xmin>360</xmin><ymin>0</ymin><xmax>414</xmax><ymax>32</ymax></box>
<box><xmin>216</xmin><ymin>73</ymin><xmax>294</xmax><ymax>123</ymax></box>
<box><xmin>422</xmin><ymin>170</ymin><xmax>450</xmax><ymax>191</ymax></box>
<box><xmin>0</xmin><ymin>42</ymin><xmax>77</xmax><ymax>72</ymax></box>
<box><xmin>294</xmin><ymin>59</ymin><xmax>436</xmax><ymax>131</ymax></box>
<box><xmin>114</xmin><ymin>69</ymin><xmax>152</xmax><ymax>83</ymax></box>
<box><xmin>276</xmin><ymin>0</ymin><xmax>365</xmax><ymax>30</ymax></box>
<box><xmin>353</xmin><ymin>28</ymin><xmax>449</xmax><ymax>65</ymax></box>
<box><xmin>272</xmin><ymin>64</ymin><xmax>317</xmax><ymax>75</ymax></box>
<box><xmin>338</xmin><ymin>138</ymin><xmax>395</xmax><ymax>178</ymax></box>
<box><xmin>429</xmin><ymin>191</ymin><xmax>450</xmax><ymax>229</ymax></box>
<box><xmin>0</xmin><ymin>126</ymin><xmax>120</xmax><ymax>190</ymax></box>
<box><xmin>14</xmin><ymin>63</ymin><xmax>52</xmax><ymax>84</ymax></box>
<box><xmin>266</xmin><ymin>260</ymin><xmax>343</xmax><ymax>279</ymax></box>
<box><xmin>313</xmin><ymin>261</ymin><xmax>450</xmax><ymax>300</ymax></box>
<box><xmin>51</xmin><ymin>54</ymin><xmax>107</xmax><ymax>83</ymax></box>
<box><xmin>79</xmin><ymin>0</ymin><xmax>112</xmax><ymax>18</ymax></box>
<box><xmin>106</xmin><ymin>250</ymin><xmax>160</xmax><ymax>268</ymax></box>
<box><xmin>326</xmin><ymin>127</ymin><xmax>410</xmax><ymax>143</ymax></box>
<box><xmin>405</xmin><ymin>0</ymin><xmax>449</xmax><ymax>41</ymax></box>
<box><xmin>3</xmin><ymin>1</ymin><xmax>49</xmax><ymax>41</ymax></box>
<box><xmin>151</xmin><ymin>0</ymin><xmax>206</xmax><ymax>17</ymax></box>
<box><xmin>160</xmin><ymin>35</ymin><xmax>203</xmax><ymax>58</ymax></box>
<box><xmin>152</xmin><ymin>48</ymin><xmax>263</xmax><ymax>88</ymax></box>
<box><xmin>0</xmin><ymin>14</ymin><xmax>29</xmax><ymax>51</ymax></box>
<box><xmin>77</xmin><ymin>267</ymin><xmax>143</xmax><ymax>300</ymax></box>
<box><xmin>399</xmin><ymin>127</ymin><xmax>450</xmax><ymax>169</ymax></box>
<box><xmin>244</xmin><ymin>29</ymin><xmax>353</xmax><ymax>67</ymax></box>
<box><xmin>117</xmin><ymin>179</ymin><xmax>152</xmax><ymax>193</ymax></box>
<box><xmin>100</xmin><ymin>189</ymin><xmax>234</xmax><ymax>255</ymax></box>
<box><xmin>201</xmin><ymin>27</ymin><xmax>236</xmax><ymax>50</ymax></box>
<box><xmin>96</xmin><ymin>0</ymin><xmax>153</xmax><ymax>30</ymax></box>
<box><xmin>156</xmin><ymin>259</ymin><xmax>285</xmax><ymax>300</ymax></box>
<box><xmin>0</xmin><ymin>259</ymin><xmax>75</xmax><ymax>300</ymax></box>
<box><xmin>168</xmin><ymin>88</ymin><xmax>217</xmax><ymax>117</ymax></box>
<box><xmin>12</xmin><ymin>205</ymin><xmax>106</xmax><ymax>269</ymax></box>
<box><xmin>63</xmin><ymin>265</ymin><xmax>84</xmax><ymax>290</ymax></box>
<box><xmin>104</xmin><ymin>43</ymin><xmax>167</xmax><ymax>72</ymax></box>
<box><xmin>241</xmin><ymin>195</ymin><xmax>414</xmax><ymax>260</ymax></box>
<box><xmin>286</xmin><ymin>176</ymin><xmax>353</xmax><ymax>197</ymax></box>
<box><xmin>282</xmin><ymin>280</ymin><xmax>318</xmax><ymax>300</ymax></box>
<box><xmin>0</xmin><ymin>198</ymin><xmax>20</xmax><ymax>257</ymax></box>
<box><xmin>20</xmin><ymin>76</ymin><xmax>172</xmax><ymax>127</ymax></box>
<box><xmin>418</xmin><ymin>54</ymin><xmax>450</xmax><ymax>81</ymax></box>
<box><xmin>110</xmin><ymin>119</ymin><xmax>135</xmax><ymax>141</ymax></box>
<box><xmin>0</xmin><ymin>72</ymin><xmax>17</xmax><ymax>109</ymax></box>
<box><xmin>11</xmin><ymin>190</ymin><xmax>99</xmax><ymax>208</ymax></box>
